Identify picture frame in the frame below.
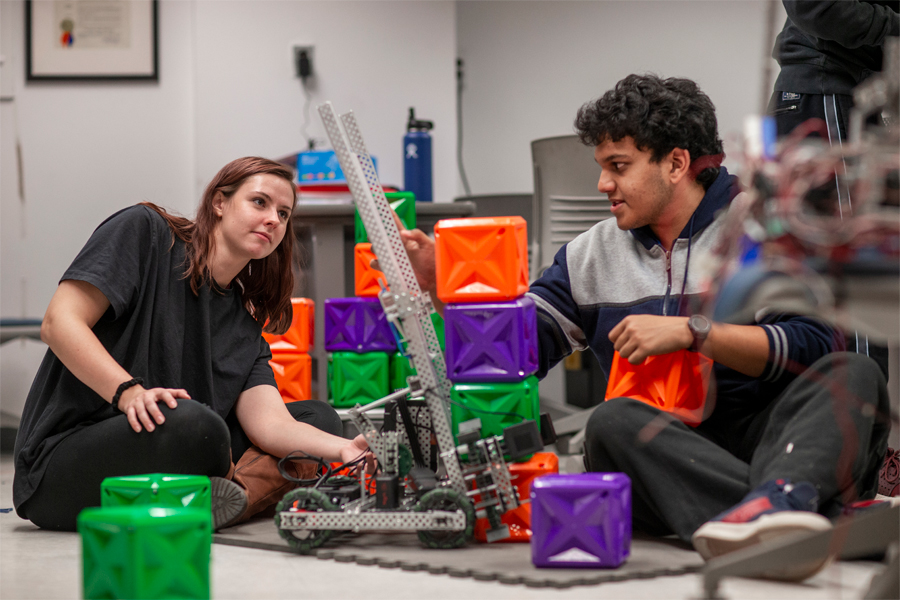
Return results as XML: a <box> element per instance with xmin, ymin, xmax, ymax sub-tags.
<box><xmin>26</xmin><ymin>0</ymin><xmax>158</xmax><ymax>81</ymax></box>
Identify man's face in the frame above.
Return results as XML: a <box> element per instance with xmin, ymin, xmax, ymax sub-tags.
<box><xmin>594</xmin><ymin>136</ymin><xmax>673</xmax><ymax>232</ymax></box>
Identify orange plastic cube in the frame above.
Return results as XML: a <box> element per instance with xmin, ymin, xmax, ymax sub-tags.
<box><xmin>263</xmin><ymin>298</ymin><xmax>314</xmax><ymax>353</ymax></box>
<box><xmin>605</xmin><ymin>349</ymin><xmax>713</xmax><ymax>426</ymax></box>
<box><xmin>473</xmin><ymin>452</ymin><xmax>558</xmax><ymax>543</ymax></box>
<box><xmin>354</xmin><ymin>243</ymin><xmax>388</xmax><ymax>298</ymax></box>
<box><xmin>434</xmin><ymin>217</ymin><xmax>528</xmax><ymax>303</ymax></box>
<box><xmin>269</xmin><ymin>352</ymin><xmax>312</xmax><ymax>403</ymax></box>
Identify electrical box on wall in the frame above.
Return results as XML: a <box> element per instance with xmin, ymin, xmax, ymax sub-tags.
<box><xmin>292</xmin><ymin>44</ymin><xmax>314</xmax><ymax>80</ymax></box>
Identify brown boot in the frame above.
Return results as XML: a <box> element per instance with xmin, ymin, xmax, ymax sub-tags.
<box><xmin>213</xmin><ymin>446</ymin><xmax>319</xmax><ymax>530</ymax></box>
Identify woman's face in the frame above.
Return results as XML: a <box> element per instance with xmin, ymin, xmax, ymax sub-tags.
<box><xmin>213</xmin><ymin>173</ymin><xmax>295</xmax><ymax>262</ymax></box>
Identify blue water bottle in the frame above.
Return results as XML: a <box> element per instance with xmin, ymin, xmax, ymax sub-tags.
<box><xmin>403</xmin><ymin>107</ymin><xmax>434</xmax><ymax>203</ymax></box>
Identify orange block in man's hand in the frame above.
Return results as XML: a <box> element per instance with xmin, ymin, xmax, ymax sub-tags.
<box><xmin>263</xmin><ymin>298</ymin><xmax>314</xmax><ymax>353</ymax></box>
<box><xmin>269</xmin><ymin>352</ymin><xmax>312</xmax><ymax>403</ymax></box>
<box><xmin>434</xmin><ymin>217</ymin><xmax>529</xmax><ymax>303</ymax></box>
<box><xmin>354</xmin><ymin>243</ymin><xmax>388</xmax><ymax>297</ymax></box>
<box><xmin>605</xmin><ymin>349</ymin><xmax>713</xmax><ymax>426</ymax></box>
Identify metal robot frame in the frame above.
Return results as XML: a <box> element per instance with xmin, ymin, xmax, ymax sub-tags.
<box><xmin>274</xmin><ymin>102</ymin><xmax>542</xmax><ymax>554</ymax></box>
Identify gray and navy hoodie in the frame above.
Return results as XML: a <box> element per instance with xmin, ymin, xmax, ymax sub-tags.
<box><xmin>527</xmin><ymin>168</ymin><xmax>842</xmax><ymax>411</ymax></box>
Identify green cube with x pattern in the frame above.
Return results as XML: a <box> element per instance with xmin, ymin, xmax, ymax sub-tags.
<box><xmin>355</xmin><ymin>191</ymin><xmax>417</xmax><ymax>244</ymax></box>
<box><xmin>101</xmin><ymin>474</ymin><xmax>211</xmax><ymax>512</ymax></box>
<box><xmin>78</xmin><ymin>505</ymin><xmax>211</xmax><ymax>599</ymax></box>
<box><xmin>328</xmin><ymin>351</ymin><xmax>390</xmax><ymax>408</ymax></box>
<box><xmin>450</xmin><ymin>376</ymin><xmax>540</xmax><ymax>444</ymax></box>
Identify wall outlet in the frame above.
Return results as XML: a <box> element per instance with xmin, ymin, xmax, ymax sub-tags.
<box><xmin>292</xmin><ymin>44</ymin><xmax>314</xmax><ymax>79</ymax></box>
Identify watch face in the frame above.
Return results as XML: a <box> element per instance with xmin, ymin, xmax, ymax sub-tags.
<box><xmin>689</xmin><ymin>315</ymin><xmax>711</xmax><ymax>337</ymax></box>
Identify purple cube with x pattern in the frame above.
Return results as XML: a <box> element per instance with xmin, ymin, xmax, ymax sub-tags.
<box><xmin>443</xmin><ymin>297</ymin><xmax>538</xmax><ymax>382</ymax></box>
<box><xmin>530</xmin><ymin>473</ymin><xmax>631</xmax><ymax>568</ymax></box>
<box><xmin>324</xmin><ymin>297</ymin><xmax>395</xmax><ymax>353</ymax></box>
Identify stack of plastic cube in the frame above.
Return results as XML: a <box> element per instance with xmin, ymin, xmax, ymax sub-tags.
<box><xmin>434</xmin><ymin>216</ymin><xmax>540</xmax><ymax>449</ymax></box>
<box><xmin>263</xmin><ymin>298</ymin><xmax>315</xmax><ymax>402</ymax></box>
<box><xmin>530</xmin><ymin>473</ymin><xmax>631</xmax><ymax>568</ymax></box>
<box><xmin>77</xmin><ymin>474</ymin><xmax>213</xmax><ymax>599</ymax></box>
<box><xmin>323</xmin><ymin>193</ymin><xmax>417</xmax><ymax>408</ymax></box>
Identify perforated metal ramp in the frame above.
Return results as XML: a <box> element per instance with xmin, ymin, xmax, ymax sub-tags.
<box><xmin>214</xmin><ymin>518</ymin><xmax>703</xmax><ymax>589</ymax></box>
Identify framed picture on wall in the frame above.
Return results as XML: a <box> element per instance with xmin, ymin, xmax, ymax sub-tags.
<box><xmin>26</xmin><ymin>0</ymin><xmax>158</xmax><ymax>81</ymax></box>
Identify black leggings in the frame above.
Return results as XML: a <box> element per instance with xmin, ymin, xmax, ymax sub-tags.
<box><xmin>21</xmin><ymin>399</ymin><xmax>342</xmax><ymax>531</ymax></box>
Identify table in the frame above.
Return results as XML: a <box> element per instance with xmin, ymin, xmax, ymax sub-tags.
<box><xmin>292</xmin><ymin>200</ymin><xmax>476</xmax><ymax>400</ymax></box>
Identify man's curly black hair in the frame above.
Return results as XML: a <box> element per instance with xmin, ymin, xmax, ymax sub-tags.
<box><xmin>574</xmin><ymin>74</ymin><xmax>724</xmax><ymax>191</ymax></box>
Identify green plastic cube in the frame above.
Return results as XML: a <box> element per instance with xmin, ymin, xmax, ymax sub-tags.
<box><xmin>101</xmin><ymin>474</ymin><xmax>211</xmax><ymax>512</ymax></box>
<box><xmin>328</xmin><ymin>351</ymin><xmax>390</xmax><ymax>408</ymax></box>
<box><xmin>450</xmin><ymin>376</ymin><xmax>540</xmax><ymax>444</ymax></box>
<box><xmin>390</xmin><ymin>352</ymin><xmax>415</xmax><ymax>392</ymax></box>
<box><xmin>78</xmin><ymin>506</ymin><xmax>211</xmax><ymax>600</ymax></box>
<box><xmin>355</xmin><ymin>191</ymin><xmax>416</xmax><ymax>243</ymax></box>
<box><xmin>430</xmin><ymin>312</ymin><xmax>445</xmax><ymax>351</ymax></box>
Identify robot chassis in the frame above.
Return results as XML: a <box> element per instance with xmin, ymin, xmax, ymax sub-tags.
<box><xmin>274</xmin><ymin>103</ymin><xmax>544</xmax><ymax>554</ymax></box>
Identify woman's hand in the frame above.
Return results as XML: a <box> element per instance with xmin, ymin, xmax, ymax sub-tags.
<box><xmin>117</xmin><ymin>385</ymin><xmax>191</xmax><ymax>433</ymax></box>
<box><xmin>339</xmin><ymin>434</ymin><xmax>374</xmax><ymax>473</ymax></box>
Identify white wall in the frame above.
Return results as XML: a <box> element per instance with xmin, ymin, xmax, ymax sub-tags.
<box><xmin>192</xmin><ymin>1</ymin><xmax>456</xmax><ymax>199</ymax></box>
<box><xmin>456</xmin><ymin>0</ymin><xmax>786</xmax><ymax>195</ymax></box>
<box><xmin>1</xmin><ymin>0</ymin><xmax>197</xmax><ymax>422</ymax></box>
<box><xmin>0</xmin><ymin>0</ymin><xmax>457</xmax><ymax>419</ymax></box>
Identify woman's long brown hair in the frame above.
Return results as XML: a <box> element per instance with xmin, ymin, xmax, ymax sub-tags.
<box><xmin>140</xmin><ymin>157</ymin><xmax>297</xmax><ymax>334</ymax></box>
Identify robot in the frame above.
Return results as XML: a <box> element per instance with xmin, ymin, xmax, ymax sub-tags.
<box><xmin>274</xmin><ymin>103</ymin><xmax>546</xmax><ymax>554</ymax></box>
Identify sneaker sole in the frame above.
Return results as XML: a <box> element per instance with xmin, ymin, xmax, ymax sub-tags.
<box><xmin>211</xmin><ymin>477</ymin><xmax>248</xmax><ymax>531</ymax></box>
<box><xmin>692</xmin><ymin>512</ymin><xmax>832</xmax><ymax>581</ymax></box>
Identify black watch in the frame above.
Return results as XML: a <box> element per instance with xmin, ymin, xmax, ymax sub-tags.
<box><xmin>687</xmin><ymin>314</ymin><xmax>712</xmax><ymax>351</ymax></box>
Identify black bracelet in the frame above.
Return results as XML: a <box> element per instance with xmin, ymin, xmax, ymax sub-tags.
<box><xmin>111</xmin><ymin>377</ymin><xmax>144</xmax><ymax>412</ymax></box>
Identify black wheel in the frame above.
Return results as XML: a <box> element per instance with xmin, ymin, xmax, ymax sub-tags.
<box><xmin>274</xmin><ymin>488</ymin><xmax>336</xmax><ymax>554</ymax></box>
<box><xmin>414</xmin><ymin>488</ymin><xmax>475</xmax><ymax>549</ymax></box>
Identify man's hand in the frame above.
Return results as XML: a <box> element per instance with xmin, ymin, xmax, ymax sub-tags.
<box><xmin>398</xmin><ymin>228</ymin><xmax>437</xmax><ymax>293</ymax></box>
<box><xmin>369</xmin><ymin>209</ymin><xmax>442</xmax><ymax>312</ymax></box>
<box><xmin>608</xmin><ymin>315</ymin><xmax>693</xmax><ymax>365</ymax></box>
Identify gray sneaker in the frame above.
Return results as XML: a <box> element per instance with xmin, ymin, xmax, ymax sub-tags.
<box><xmin>211</xmin><ymin>477</ymin><xmax>248</xmax><ymax>531</ymax></box>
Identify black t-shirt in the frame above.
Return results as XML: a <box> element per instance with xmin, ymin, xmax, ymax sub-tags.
<box><xmin>13</xmin><ymin>205</ymin><xmax>276</xmax><ymax>511</ymax></box>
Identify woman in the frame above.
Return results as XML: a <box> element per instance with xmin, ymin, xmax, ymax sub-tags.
<box><xmin>13</xmin><ymin>157</ymin><xmax>368</xmax><ymax>531</ymax></box>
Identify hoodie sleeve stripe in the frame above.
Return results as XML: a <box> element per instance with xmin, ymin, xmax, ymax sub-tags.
<box><xmin>762</xmin><ymin>324</ymin><xmax>790</xmax><ymax>381</ymax></box>
<box><xmin>527</xmin><ymin>291</ymin><xmax>588</xmax><ymax>353</ymax></box>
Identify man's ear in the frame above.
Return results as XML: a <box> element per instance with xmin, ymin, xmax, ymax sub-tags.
<box><xmin>212</xmin><ymin>191</ymin><xmax>226</xmax><ymax>217</ymax></box>
<box><xmin>668</xmin><ymin>148</ymin><xmax>692</xmax><ymax>184</ymax></box>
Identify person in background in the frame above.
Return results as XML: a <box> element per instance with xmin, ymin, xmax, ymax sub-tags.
<box><xmin>769</xmin><ymin>0</ymin><xmax>899</xmax><ymax>376</ymax></box>
<box><xmin>399</xmin><ymin>75</ymin><xmax>889</xmax><ymax>581</ymax></box>
<box><xmin>13</xmin><ymin>157</ymin><xmax>368</xmax><ymax>532</ymax></box>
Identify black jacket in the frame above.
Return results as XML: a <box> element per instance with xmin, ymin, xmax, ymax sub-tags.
<box><xmin>773</xmin><ymin>0</ymin><xmax>899</xmax><ymax>95</ymax></box>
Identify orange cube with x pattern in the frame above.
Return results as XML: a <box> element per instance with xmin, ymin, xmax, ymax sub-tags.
<box><xmin>263</xmin><ymin>298</ymin><xmax>314</xmax><ymax>353</ymax></box>
<box><xmin>354</xmin><ymin>243</ymin><xmax>388</xmax><ymax>297</ymax></box>
<box><xmin>268</xmin><ymin>352</ymin><xmax>312</xmax><ymax>403</ymax></box>
<box><xmin>473</xmin><ymin>452</ymin><xmax>559</xmax><ymax>543</ymax></box>
<box><xmin>605</xmin><ymin>349</ymin><xmax>713</xmax><ymax>426</ymax></box>
<box><xmin>434</xmin><ymin>217</ymin><xmax>528</xmax><ymax>303</ymax></box>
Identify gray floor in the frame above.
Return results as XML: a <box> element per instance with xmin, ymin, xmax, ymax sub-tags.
<box><xmin>0</xmin><ymin>454</ymin><xmax>887</xmax><ymax>600</ymax></box>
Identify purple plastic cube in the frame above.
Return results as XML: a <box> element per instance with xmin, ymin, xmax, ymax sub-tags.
<box><xmin>324</xmin><ymin>297</ymin><xmax>395</xmax><ymax>353</ymax></box>
<box><xmin>443</xmin><ymin>297</ymin><xmax>538</xmax><ymax>382</ymax></box>
<box><xmin>531</xmin><ymin>473</ymin><xmax>631</xmax><ymax>568</ymax></box>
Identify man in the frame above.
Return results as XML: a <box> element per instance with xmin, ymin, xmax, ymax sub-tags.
<box><xmin>400</xmin><ymin>74</ymin><xmax>888</xmax><ymax>580</ymax></box>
